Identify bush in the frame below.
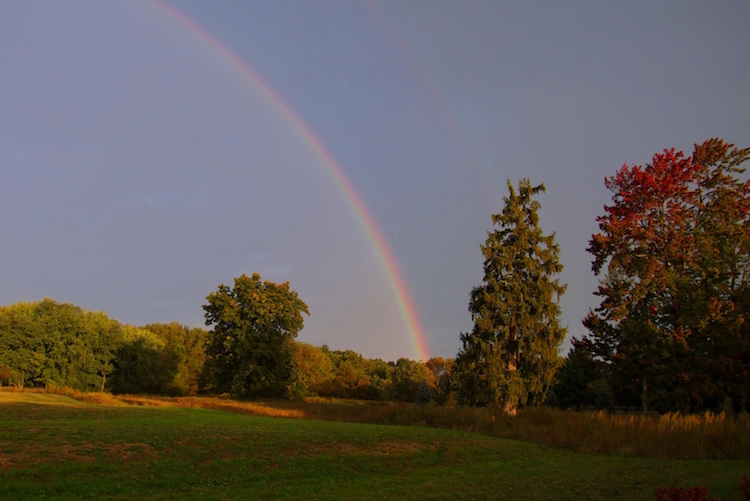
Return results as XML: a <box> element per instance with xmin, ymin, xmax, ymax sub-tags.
<box><xmin>740</xmin><ymin>475</ymin><xmax>750</xmax><ymax>501</ymax></box>
<box><xmin>654</xmin><ymin>486</ymin><xmax>717</xmax><ymax>501</ymax></box>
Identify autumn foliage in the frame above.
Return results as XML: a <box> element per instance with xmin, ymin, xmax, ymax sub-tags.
<box><xmin>581</xmin><ymin>138</ymin><xmax>750</xmax><ymax>413</ymax></box>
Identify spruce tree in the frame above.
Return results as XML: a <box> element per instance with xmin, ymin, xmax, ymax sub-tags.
<box><xmin>455</xmin><ymin>179</ymin><xmax>566</xmax><ymax>414</ymax></box>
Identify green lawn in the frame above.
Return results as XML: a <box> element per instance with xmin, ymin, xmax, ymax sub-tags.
<box><xmin>0</xmin><ymin>391</ymin><xmax>747</xmax><ymax>500</ymax></box>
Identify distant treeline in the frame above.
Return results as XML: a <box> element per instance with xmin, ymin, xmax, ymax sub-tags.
<box><xmin>0</xmin><ymin>298</ymin><xmax>452</xmax><ymax>403</ymax></box>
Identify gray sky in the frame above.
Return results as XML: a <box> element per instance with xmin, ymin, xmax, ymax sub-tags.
<box><xmin>2</xmin><ymin>1</ymin><xmax>749</xmax><ymax>361</ymax></box>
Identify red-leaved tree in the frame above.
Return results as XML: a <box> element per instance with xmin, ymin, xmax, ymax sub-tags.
<box><xmin>582</xmin><ymin>139</ymin><xmax>750</xmax><ymax>413</ymax></box>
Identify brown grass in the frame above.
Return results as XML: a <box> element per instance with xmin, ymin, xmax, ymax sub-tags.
<box><xmin>488</xmin><ymin>407</ymin><xmax>750</xmax><ymax>459</ymax></box>
<box><xmin>0</xmin><ymin>440</ymin><xmax>157</xmax><ymax>472</ymax></box>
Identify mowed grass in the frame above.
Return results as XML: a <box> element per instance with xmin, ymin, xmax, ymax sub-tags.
<box><xmin>1</xmin><ymin>391</ymin><xmax>748</xmax><ymax>500</ymax></box>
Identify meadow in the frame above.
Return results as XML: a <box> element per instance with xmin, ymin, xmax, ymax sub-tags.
<box><xmin>1</xmin><ymin>389</ymin><xmax>749</xmax><ymax>500</ymax></box>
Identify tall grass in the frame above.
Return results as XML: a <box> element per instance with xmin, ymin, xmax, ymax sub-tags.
<box><xmin>298</xmin><ymin>401</ymin><xmax>750</xmax><ymax>459</ymax></box>
<box><xmin>491</xmin><ymin>407</ymin><xmax>750</xmax><ymax>459</ymax></box>
<box><xmin>30</xmin><ymin>388</ymin><xmax>750</xmax><ymax>460</ymax></box>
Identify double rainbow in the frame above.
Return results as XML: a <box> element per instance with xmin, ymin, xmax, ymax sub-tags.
<box><xmin>149</xmin><ymin>1</ymin><xmax>430</xmax><ymax>361</ymax></box>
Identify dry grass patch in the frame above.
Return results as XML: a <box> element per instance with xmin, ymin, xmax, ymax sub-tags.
<box><xmin>110</xmin><ymin>394</ymin><xmax>306</xmax><ymax>419</ymax></box>
<box><xmin>0</xmin><ymin>440</ymin><xmax>157</xmax><ymax>472</ymax></box>
<box><xmin>0</xmin><ymin>442</ymin><xmax>95</xmax><ymax>471</ymax></box>
<box><xmin>104</xmin><ymin>442</ymin><xmax>158</xmax><ymax>462</ymax></box>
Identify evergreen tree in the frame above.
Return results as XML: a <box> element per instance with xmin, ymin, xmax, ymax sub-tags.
<box><xmin>415</xmin><ymin>378</ymin><xmax>433</xmax><ymax>404</ymax></box>
<box><xmin>455</xmin><ymin>179</ymin><xmax>567</xmax><ymax>414</ymax></box>
<box><xmin>553</xmin><ymin>340</ymin><xmax>602</xmax><ymax>410</ymax></box>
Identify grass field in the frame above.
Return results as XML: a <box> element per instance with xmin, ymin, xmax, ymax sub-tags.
<box><xmin>1</xmin><ymin>390</ymin><xmax>749</xmax><ymax>500</ymax></box>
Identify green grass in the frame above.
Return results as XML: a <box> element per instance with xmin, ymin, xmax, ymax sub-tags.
<box><xmin>64</xmin><ymin>390</ymin><xmax>749</xmax><ymax>459</ymax></box>
<box><xmin>0</xmin><ymin>390</ymin><xmax>748</xmax><ymax>500</ymax></box>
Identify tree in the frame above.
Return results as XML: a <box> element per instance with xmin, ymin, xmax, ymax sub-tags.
<box><xmin>425</xmin><ymin>357</ymin><xmax>454</xmax><ymax>404</ymax></box>
<box><xmin>455</xmin><ymin>179</ymin><xmax>567</xmax><ymax>414</ymax></box>
<box><xmin>0</xmin><ymin>302</ymin><xmax>45</xmax><ymax>388</ymax></box>
<box><xmin>323</xmin><ymin>349</ymin><xmax>377</xmax><ymax>399</ymax></box>
<box><xmin>293</xmin><ymin>342</ymin><xmax>335</xmax><ymax>396</ymax></box>
<box><xmin>82</xmin><ymin>310</ymin><xmax>124</xmax><ymax>393</ymax></box>
<box><xmin>415</xmin><ymin>379</ymin><xmax>433</xmax><ymax>404</ymax></box>
<box><xmin>110</xmin><ymin>325</ymin><xmax>178</xmax><ymax>395</ymax></box>
<box><xmin>583</xmin><ymin>139</ymin><xmax>750</xmax><ymax>412</ymax></box>
<box><xmin>142</xmin><ymin>323</ymin><xmax>208</xmax><ymax>395</ymax></box>
<box><xmin>552</xmin><ymin>340</ymin><xmax>603</xmax><ymax>410</ymax></box>
<box><xmin>390</xmin><ymin>358</ymin><xmax>430</xmax><ymax>402</ymax></box>
<box><xmin>203</xmin><ymin>273</ymin><xmax>309</xmax><ymax>399</ymax></box>
<box><xmin>690</xmin><ymin>139</ymin><xmax>750</xmax><ymax>412</ymax></box>
<box><xmin>0</xmin><ymin>299</ymin><xmax>123</xmax><ymax>391</ymax></box>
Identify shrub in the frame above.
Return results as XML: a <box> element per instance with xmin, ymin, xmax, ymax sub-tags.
<box><xmin>654</xmin><ymin>486</ymin><xmax>717</xmax><ymax>501</ymax></box>
<box><xmin>740</xmin><ymin>475</ymin><xmax>750</xmax><ymax>501</ymax></box>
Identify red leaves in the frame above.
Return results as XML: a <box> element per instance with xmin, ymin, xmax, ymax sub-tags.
<box><xmin>604</xmin><ymin>149</ymin><xmax>696</xmax><ymax>219</ymax></box>
<box><xmin>602</xmin><ymin>149</ymin><xmax>697</xmax><ymax>231</ymax></box>
<box><xmin>591</xmin><ymin>148</ymin><xmax>701</xmax><ymax>279</ymax></box>
<box><xmin>585</xmin><ymin>139</ymin><xmax>750</xmax><ymax>412</ymax></box>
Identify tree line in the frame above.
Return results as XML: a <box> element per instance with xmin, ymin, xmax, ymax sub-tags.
<box><xmin>1</xmin><ymin>137</ymin><xmax>748</xmax><ymax>414</ymax></box>
<box><xmin>0</xmin><ymin>296</ymin><xmax>451</xmax><ymax>403</ymax></box>
<box><xmin>0</xmin><ymin>299</ymin><xmax>207</xmax><ymax>395</ymax></box>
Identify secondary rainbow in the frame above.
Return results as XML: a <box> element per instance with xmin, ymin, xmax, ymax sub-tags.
<box><xmin>149</xmin><ymin>1</ymin><xmax>430</xmax><ymax>361</ymax></box>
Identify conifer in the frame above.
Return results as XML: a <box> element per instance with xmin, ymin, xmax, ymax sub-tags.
<box><xmin>456</xmin><ymin>179</ymin><xmax>566</xmax><ymax>413</ymax></box>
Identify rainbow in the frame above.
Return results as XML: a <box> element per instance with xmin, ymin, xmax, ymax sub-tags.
<box><xmin>367</xmin><ymin>3</ymin><xmax>499</xmax><ymax>209</ymax></box>
<box><xmin>148</xmin><ymin>1</ymin><xmax>430</xmax><ymax>361</ymax></box>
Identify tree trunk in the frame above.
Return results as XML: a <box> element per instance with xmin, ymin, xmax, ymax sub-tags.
<box><xmin>503</xmin><ymin>351</ymin><xmax>518</xmax><ymax>415</ymax></box>
<box><xmin>641</xmin><ymin>375</ymin><xmax>648</xmax><ymax>414</ymax></box>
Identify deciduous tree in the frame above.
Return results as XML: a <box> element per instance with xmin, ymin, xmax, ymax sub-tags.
<box><xmin>110</xmin><ymin>325</ymin><xmax>178</xmax><ymax>395</ymax></box>
<box><xmin>293</xmin><ymin>342</ymin><xmax>335</xmax><ymax>396</ymax></box>
<box><xmin>425</xmin><ymin>357</ymin><xmax>453</xmax><ymax>404</ymax></box>
<box><xmin>583</xmin><ymin>139</ymin><xmax>750</xmax><ymax>412</ymax></box>
<box><xmin>203</xmin><ymin>273</ymin><xmax>309</xmax><ymax>399</ymax></box>
<box><xmin>142</xmin><ymin>323</ymin><xmax>208</xmax><ymax>395</ymax></box>
<box><xmin>0</xmin><ymin>299</ymin><xmax>122</xmax><ymax>391</ymax></box>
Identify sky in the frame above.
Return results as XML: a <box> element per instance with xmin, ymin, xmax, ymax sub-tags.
<box><xmin>2</xmin><ymin>1</ymin><xmax>749</xmax><ymax>362</ymax></box>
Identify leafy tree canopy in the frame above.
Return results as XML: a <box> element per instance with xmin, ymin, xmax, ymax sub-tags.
<box><xmin>203</xmin><ymin>273</ymin><xmax>310</xmax><ymax>399</ymax></box>
<box><xmin>0</xmin><ymin>299</ymin><xmax>122</xmax><ymax>391</ymax></box>
<box><xmin>582</xmin><ymin>138</ymin><xmax>750</xmax><ymax>413</ymax></box>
